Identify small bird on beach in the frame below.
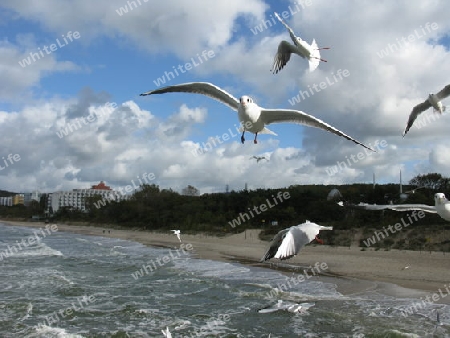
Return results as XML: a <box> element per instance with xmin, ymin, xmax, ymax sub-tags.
<box><xmin>271</xmin><ymin>12</ymin><xmax>329</xmax><ymax>73</ymax></box>
<box><xmin>171</xmin><ymin>230</ymin><xmax>182</xmax><ymax>242</ymax></box>
<box><xmin>250</xmin><ymin>155</ymin><xmax>268</xmax><ymax>163</ymax></box>
<box><xmin>338</xmin><ymin>193</ymin><xmax>450</xmax><ymax>221</ymax></box>
<box><xmin>140</xmin><ymin>82</ymin><xmax>374</xmax><ymax>150</ymax></box>
<box><xmin>260</xmin><ymin>221</ymin><xmax>333</xmax><ymax>261</ymax></box>
<box><xmin>162</xmin><ymin>327</ymin><xmax>172</xmax><ymax>338</ymax></box>
<box><xmin>403</xmin><ymin>84</ymin><xmax>450</xmax><ymax>136</ymax></box>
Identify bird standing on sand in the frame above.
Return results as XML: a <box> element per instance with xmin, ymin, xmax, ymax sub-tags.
<box><xmin>171</xmin><ymin>230</ymin><xmax>182</xmax><ymax>242</ymax></box>
<box><xmin>140</xmin><ymin>82</ymin><xmax>374</xmax><ymax>150</ymax></box>
<box><xmin>403</xmin><ymin>84</ymin><xmax>450</xmax><ymax>136</ymax></box>
<box><xmin>338</xmin><ymin>193</ymin><xmax>450</xmax><ymax>221</ymax></box>
<box><xmin>271</xmin><ymin>12</ymin><xmax>329</xmax><ymax>73</ymax></box>
<box><xmin>260</xmin><ymin>221</ymin><xmax>333</xmax><ymax>261</ymax></box>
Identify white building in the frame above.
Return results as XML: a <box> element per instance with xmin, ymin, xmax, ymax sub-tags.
<box><xmin>48</xmin><ymin>181</ymin><xmax>128</xmax><ymax>213</ymax></box>
<box><xmin>0</xmin><ymin>196</ymin><xmax>12</xmax><ymax>206</ymax></box>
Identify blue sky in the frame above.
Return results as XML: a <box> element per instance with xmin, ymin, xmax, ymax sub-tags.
<box><xmin>1</xmin><ymin>0</ymin><xmax>450</xmax><ymax>194</ymax></box>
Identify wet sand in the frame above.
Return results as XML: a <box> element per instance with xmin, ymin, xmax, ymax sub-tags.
<box><xmin>2</xmin><ymin>220</ymin><xmax>449</xmax><ymax>303</ymax></box>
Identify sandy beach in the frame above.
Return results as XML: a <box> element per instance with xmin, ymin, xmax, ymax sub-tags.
<box><xmin>2</xmin><ymin>220</ymin><xmax>450</xmax><ymax>303</ymax></box>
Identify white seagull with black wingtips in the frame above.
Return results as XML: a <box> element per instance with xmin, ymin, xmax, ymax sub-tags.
<box><xmin>140</xmin><ymin>82</ymin><xmax>374</xmax><ymax>151</ymax></box>
<box><xmin>403</xmin><ymin>84</ymin><xmax>450</xmax><ymax>136</ymax></box>
<box><xmin>271</xmin><ymin>12</ymin><xmax>329</xmax><ymax>73</ymax></box>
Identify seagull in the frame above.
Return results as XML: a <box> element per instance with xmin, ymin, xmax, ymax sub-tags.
<box><xmin>258</xmin><ymin>300</ymin><xmax>315</xmax><ymax>314</ymax></box>
<box><xmin>162</xmin><ymin>327</ymin><xmax>172</xmax><ymax>338</ymax></box>
<box><xmin>403</xmin><ymin>84</ymin><xmax>450</xmax><ymax>136</ymax></box>
<box><xmin>250</xmin><ymin>155</ymin><xmax>268</xmax><ymax>163</ymax></box>
<box><xmin>171</xmin><ymin>230</ymin><xmax>181</xmax><ymax>242</ymax></box>
<box><xmin>140</xmin><ymin>82</ymin><xmax>374</xmax><ymax>150</ymax></box>
<box><xmin>338</xmin><ymin>193</ymin><xmax>450</xmax><ymax>221</ymax></box>
<box><xmin>404</xmin><ymin>186</ymin><xmax>425</xmax><ymax>194</ymax></box>
<box><xmin>271</xmin><ymin>12</ymin><xmax>329</xmax><ymax>73</ymax></box>
<box><xmin>260</xmin><ymin>221</ymin><xmax>333</xmax><ymax>261</ymax></box>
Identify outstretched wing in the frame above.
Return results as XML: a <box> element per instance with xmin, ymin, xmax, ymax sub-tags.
<box><xmin>274</xmin><ymin>12</ymin><xmax>300</xmax><ymax>46</ymax></box>
<box><xmin>342</xmin><ymin>202</ymin><xmax>437</xmax><ymax>213</ymax></box>
<box><xmin>271</xmin><ymin>40</ymin><xmax>298</xmax><ymax>74</ymax></box>
<box><xmin>260</xmin><ymin>228</ymin><xmax>289</xmax><ymax>262</ymax></box>
<box><xmin>403</xmin><ymin>100</ymin><xmax>432</xmax><ymax>136</ymax></box>
<box><xmin>274</xmin><ymin>226</ymin><xmax>310</xmax><ymax>260</ymax></box>
<box><xmin>435</xmin><ymin>84</ymin><xmax>450</xmax><ymax>101</ymax></box>
<box><xmin>260</xmin><ymin>108</ymin><xmax>375</xmax><ymax>151</ymax></box>
<box><xmin>140</xmin><ymin>82</ymin><xmax>240</xmax><ymax>111</ymax></box>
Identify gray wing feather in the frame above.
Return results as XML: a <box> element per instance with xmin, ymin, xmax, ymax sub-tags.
<box><xmin>403</xmin><ymin>100</ymin><xmax>432</xmax><ymax>136</ymax></box>
<box><xmin>260</xmin><ymin>109</ymin><xmax>375</xmax><ymax>151</ymax></box>
<box><xmin>260</xmin><ymin>229</ymin><xmax>289</xmax><ymax>262</ymax></box>
<box><xmin>140</xmin><ymin>82</ymin><xmax>240</xmax><ymax>111</ymax></box>
<box><xmin>271</xmin><ymin>41</ymin><xmax>298</xmax><ymax>74</ymax></box>
<box><xmin>435</xmin><ymin>84</ymin><xmax>450</xmax><ymax>100</ymax></box>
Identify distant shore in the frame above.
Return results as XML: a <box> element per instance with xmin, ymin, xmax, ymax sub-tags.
<box><xmin>2</xmin><ymin>220</ymin><xmax>450</xmax><ymax>303</ymax></box>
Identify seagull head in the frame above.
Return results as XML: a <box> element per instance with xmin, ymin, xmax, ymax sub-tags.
<box><xmin>434</xmin><ymin>193</ymin><xmax>447</xmax><ymax>205</ymax></box>
<box><xmin>239</xmin><ymin>96</ymin><xmax>254</xmax><ymax>107</ymax></box>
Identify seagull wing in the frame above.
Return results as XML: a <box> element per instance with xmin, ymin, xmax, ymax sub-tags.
<box><xmin>140</xmin><ymin>82</ymin><xmax>240</xmax><ymax>111</ymax></box>
<box><xmin>403</xmin><ymin>100</ymin><xmax>432</xmax><ymax>136</ymax></box>
<box><xmin>271</xmin><ymin>41</ymin><xmax>298</xmax><ymax>74</ymax></box>
<box><xmin>260</xmin><ymin>229</ymin><xmax>289</xmax><ymax>262</ymax></box>
<box><xmin>274</xmin><ymin>226</ymin><xmax>310</xmax><ymax>260</ymax></box>
<box><xmin>274</xmin><ymin>12</ymin><xmax>300</xmax><ymax>46</ymax></box>
<box><xmin>345</xmin><ymin>203</ymin><xmax>437</xmax><ymax>213</ymax></box>
<box><xmin>260</xmin><ymin>108</ymin><xmax>375</xmax><ymax>151</ymax></box>
<box><xmin>435</xmin><ymin>84</ymin><xmax>450</xmax><ymax>100</ymax></box>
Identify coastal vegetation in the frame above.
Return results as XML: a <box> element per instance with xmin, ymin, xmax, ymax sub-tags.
<box><xmin>1</xmin><ymin>173</ymin><xmax>449</xmax><ymax>252</ymax></box>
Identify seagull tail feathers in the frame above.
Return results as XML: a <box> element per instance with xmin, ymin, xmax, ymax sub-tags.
<box><xmin>308</xmin><ymin>39</ymin><xmax>321</xmax><ymax>72</ymax></box>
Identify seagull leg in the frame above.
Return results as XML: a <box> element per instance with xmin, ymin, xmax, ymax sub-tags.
<box><xmin>315</xmin><ymin>235</ymin><xmax>324</xmax><ymax>244</ymax></box>
<box><xmin>315</xmin><ymin>47</ymin><xmax>331</xmax><ymax>50</ymax></box>
<box><xmin>241</xmin><ymin>130</ymin><xmax>246</xmax><ymax>144</ymax></box>
<box><xmin>254</xmin><ymin>132</ymin><xmax>258</xmax><ymax>144</ymax></box>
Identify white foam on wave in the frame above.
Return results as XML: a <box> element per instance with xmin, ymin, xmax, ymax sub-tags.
<box><xmin>13</xmin><ymin>242</ymin><xmax>63</xmax><ymax>258</ymax></box>
<box><xmin>34</xmin><ymin>324</ymin><xmax>85</xmax><ymax>338</ymax></box>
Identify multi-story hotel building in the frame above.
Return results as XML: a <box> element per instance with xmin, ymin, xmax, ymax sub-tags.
<box><xmin>48</xmin><ymin>181</ymin><xmax>126</xmax><ymax>213</ymax></box>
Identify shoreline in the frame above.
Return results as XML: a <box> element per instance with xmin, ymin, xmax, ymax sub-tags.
<box><xmin>2</xmin><ymin>220</ymin><xmax>449</xmax><ymax>303</ymax></box>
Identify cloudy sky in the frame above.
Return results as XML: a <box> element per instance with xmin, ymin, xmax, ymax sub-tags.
<box><xmin>1</xmin><ymin>0</ymin><xmax>450</xmax><ymax>194</ymax></box>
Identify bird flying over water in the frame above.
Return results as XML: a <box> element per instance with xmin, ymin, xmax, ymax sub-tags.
<box><xmin>260</xmin><ymin>221</ymin><xmax>333</xmax><ymax>261</ymax></box>
<box><xmin>403</xmin><ymin>84</ymin><xmax>450</xmax><ymax>136</ymax></box>
<box><xmin>338</xmin><ymin>193</ymin><xmax>450</xmax><ymax>221</ymax></box>
<box><xmin>271</xmin><ymin>12</ymin><xmax>329</xmax><ymax>73</ymax></box>
<box><xmin>162</xmin><ymin>327</ymin><xmax>172</xmax><ymax>338</ymax></box>
<box><xmin>258</xmin><ymin>300</ymin><xmax>315</xmax><ymax>314</ymax></box>
<box><xmin>140</xmin><ymin>82</ymin><xmax>374</xmax><ymax>150</ymax></box>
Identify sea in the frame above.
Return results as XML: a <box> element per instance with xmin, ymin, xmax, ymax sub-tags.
<box><xmin>0</xmin><ymin>222</ymin><xmax>449</xmax><ymax>338</ymax></box>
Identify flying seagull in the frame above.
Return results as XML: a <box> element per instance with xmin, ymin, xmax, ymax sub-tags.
<box><xmin>140</xmin><ymin>82</ymin><xmax>374</xmax><ymax>150</ymax></box>
<box><xmin>250</xmin><ymin>155</ymin><xmax>268</xmax><ymax>163</ymax></box>
<box><xmin>338</xmin><ymin>193</ymin><xmax>450</xmax><ymax>221</ymax></box>
<box><xmin>260</xmin><ymin>221</ymin><xmax>333</xmax><ymax>261</ymax></box>
<box><xmin>271</xmin><ymin>12</ymin><xmax>329</xmax><ymax>73</ymax></box>
<box><xmin>162</xmin><ymin>327</ymin><xmax>172</xmax><ymax>338</ymax></box>
<box><xmin>403</xmin><ymin>84</ymin><xmax>450</xmax><ymax>136</ymax></box>
<box><xmin>257</xmin><ymin>300</ymin><xmax>315</xmax><ymax>314</ymax></box>
<box><xmin>171</xmin><ymin>230</ymin><xmax>181</xmax><ymax>242</ymax></box>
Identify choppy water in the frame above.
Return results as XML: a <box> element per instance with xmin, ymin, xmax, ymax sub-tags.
<box><xmin>0</xmin><ymin>222</ymin><xmax>449</xmax><ymax>337</ymax></box>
